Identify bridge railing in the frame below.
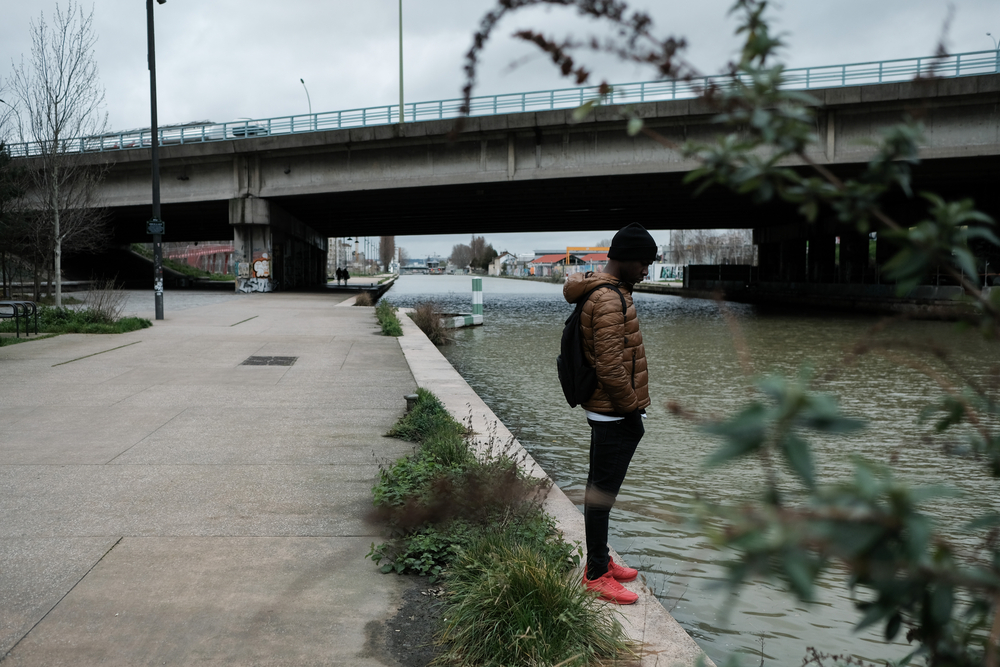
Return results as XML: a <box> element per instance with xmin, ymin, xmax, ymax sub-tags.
<box><xmin>6</xmin><ymin>49</ymin><xmax>1000</xmax><ymax>158</ymax></box>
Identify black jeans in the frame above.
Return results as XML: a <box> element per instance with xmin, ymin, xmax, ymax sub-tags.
<box><xmin>584</xmin><ymin>411</ymin><xmax>643</xmax><ymax>580</ymax></box>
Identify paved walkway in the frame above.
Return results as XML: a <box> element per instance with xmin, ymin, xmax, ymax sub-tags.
<box><xmin>0</xmin><ymin>292</ymin><xmax>417</xmax><ymax>665</ymax></box>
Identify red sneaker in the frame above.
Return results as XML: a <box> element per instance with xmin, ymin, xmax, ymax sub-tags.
<box><xmin>608</xmin><ymin>557</ymin><xmax>638</xmax><ymax>582</ymax></box>
<box><xmin>582</xmin><ymin>571</ymin><xmax>639</xmax><ymax>605</ymax></box>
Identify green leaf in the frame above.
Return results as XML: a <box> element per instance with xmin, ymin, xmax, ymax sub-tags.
<box><xmin>627</xmin><ymin>117</ymin><xmax>644</xmax><ymax>136</ymax></box>
<box><xmin>885</xmin><ymin>612</ymin><xmax>902</xmax><ymax>641</ymax></box>
<box><xmin>702</xmin><ymin>403</ymin><xmax>768</xmax><ymax>467</ymax></box>
<box><xmin>930</xmin><ymin>585</ymin><xmax>954</xmax><ymax>627</ymax></box>
<box><xmin>779</xmin><ymin>433</ymin><xmax>815</xmax><ymax>489</ymax></box>
<box><xmin>904</xmin><ymin>514</ymin><xmax>932</xmax><ymax>560</ymax></box>
<box><xmin>783</xmin><ymin>549</ymin><xmax>815</xmax><ymax>601</ymax></box>
<box><xmin>965</xmin><ymin>225</ymin><xmax>1000</xmax><ymax>246</ymax></box>
<box><xmin>856</xmin><ymin>601</ymin><xmax>888</xmax><ymax>631</ymax></box>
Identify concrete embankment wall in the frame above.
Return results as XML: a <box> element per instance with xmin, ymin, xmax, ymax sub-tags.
<box><xmin>635</xmin><ymin>281</ymin><xmax>994</xmax><ymax>320</ymax></box>
<box><xmin>395</xmin><ymin>310</ymin><xmax>714</xmax><ymax>667</ymax></box>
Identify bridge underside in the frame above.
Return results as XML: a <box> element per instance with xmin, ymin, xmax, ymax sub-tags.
<box><xmin>102</xmin><ymin>154</ymin><xmax>1000</xmax><ymax>244</ymax></box>
<box><xmin>52</xmin><ymin>75</ymin><xmax>1000</xmax><ymax>292</ymax></box>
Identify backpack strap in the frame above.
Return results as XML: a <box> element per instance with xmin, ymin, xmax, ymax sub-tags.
<box><xmin>582</xmin><ymin>284</ymin><xmax>627</xmax><ymax>316</ymax></box>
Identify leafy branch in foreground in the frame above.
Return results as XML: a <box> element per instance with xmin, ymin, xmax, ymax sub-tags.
<box><xmin>464</xmin><ymin>0</ymin><xmax>1000</xmax><ymax>664</ymax></box>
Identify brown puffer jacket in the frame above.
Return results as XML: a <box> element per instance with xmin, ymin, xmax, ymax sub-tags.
<box><xmin>563</xmin><ymin>271</ymin><xmax>650</xmax><ymax>415</ymax></box>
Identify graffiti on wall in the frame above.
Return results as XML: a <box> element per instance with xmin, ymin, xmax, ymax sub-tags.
<box><xmin>252</xmin><ymin>252</ymin><xmax>270</xmax><ymax>278</ymax></box>
<box><xmin>237</xmin><ymin>277</ymin><xmax>273</xmax><ymax>293</ymax></box>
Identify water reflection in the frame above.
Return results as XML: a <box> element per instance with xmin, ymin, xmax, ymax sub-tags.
<box><xmin>387</xmin><ymin>275</ymin><xmax>998</xmax><ymax>665</ymax></box>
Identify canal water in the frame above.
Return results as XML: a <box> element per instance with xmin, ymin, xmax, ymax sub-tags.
<box><xmin>386</xmin><ymin>274</ymin><xmax>998</xmax><ymax>666</ymax></box>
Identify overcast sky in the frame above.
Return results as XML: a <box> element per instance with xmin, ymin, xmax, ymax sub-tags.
<box><xmin>1</xmin><ymin>1</ymin><xmax>996</xmax><ymax>257</ymax></box>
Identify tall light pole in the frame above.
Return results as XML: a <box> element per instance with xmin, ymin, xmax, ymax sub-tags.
<box><xmin>990</xmin><ymin>33</ymin><xmax>1000</xmax><ymax>74</ymax></box>
<box><xmin>300</xmin><ymin>78</ymin><xmax>313</xmax><ymax>129</ymax></box>
<box><xmin>398</xmin><ymin>0</ymin><xmax>404</xmax><ymax>123</ymax></box>
<box><xmin>0</xmin><ymin>98</ymin><xmax>14</xmax><ymax>138</ymax></box>
<box><xmin>146</xmin><ymin>0</ymin><xmax>166</xmax><ymax>320</ymax></box>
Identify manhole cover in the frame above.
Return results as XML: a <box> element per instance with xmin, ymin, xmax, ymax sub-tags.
<box><xmin>241</xmin><ymin>356</ymin><xmax>297</xmax><ymax>366</ymax></box>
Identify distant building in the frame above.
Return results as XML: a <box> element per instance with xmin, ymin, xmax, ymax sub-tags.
<box><xmin>488</xmin><ymin>251</ymin><xmax>516</xmax><ymax>276</ymax></box>
<box><xmin>529</xmin><ymin>254</ymin><xmax>586</xmax><ymax>277</ymax></box>
<box><xmin>400</xmin><ymin>256</ymin><xmax>446</xmax><ymax>274</ymax></box>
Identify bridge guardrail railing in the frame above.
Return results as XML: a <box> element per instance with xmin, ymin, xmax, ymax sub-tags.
<box><xmin>6</xmin><ymin>49</ymin><xmax>1000</xmax><ymax>159</ymax></box>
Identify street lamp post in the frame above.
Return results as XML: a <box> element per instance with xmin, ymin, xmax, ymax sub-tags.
<box><xmin>300</xmin><ymin>78</ymin><xmax>313</xmax><ymax>130</ymax></box>
<box><xmin>398</xmin><ymin>0</ymin><xmax>404</xmax><ymax>123</ymax></box>
<box><xmin>146</xmin><ymin>0</ymin><xmax>166</xmax><ymax>320</ymax></box>
<box><xmin>989</xmin><ymin>33</ymin><xmax>1000</xmax><ymax>73</ymax></box>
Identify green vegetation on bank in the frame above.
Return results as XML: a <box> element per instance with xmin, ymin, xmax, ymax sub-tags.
<box><xmin>130</xmin><ymin>244</ymin><xmax>232</xmax><ymax>281</ymax></box>
<box><xmin>0</xmin><ymin>305</ymin><xmax>151</xmax><ymax>341</ymax></box>
<box><xmin>369</xmin><ymin>388</ymin><xmax>632</xmax><ymax>666</ymax></box>
<box><xmin>374</xmin><ymin>299</ymin><xmax>403</xmax><ymax>336</ymax></box>
<box><xmin>408</xmin><ymin>302</ymin><xmax>451</xmax><ymax>346</ymax></box>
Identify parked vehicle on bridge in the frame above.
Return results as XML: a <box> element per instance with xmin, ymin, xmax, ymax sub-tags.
<box><xmin>229</xmin><ymin>118</ymin><xmax>268</xmax><ymax>137</ymax></box>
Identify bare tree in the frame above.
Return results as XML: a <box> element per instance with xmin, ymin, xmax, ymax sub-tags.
<box><xmin>380</xmin><ymin>235</ymin><xmax>395</xmax><ymax>270</ymax></box>
<box><xmin>0</xmin><ymin>143</ymin><xmax>29</xmax><ymax>299</ymax></box>
<box><xmin>469</xmin><ymin>235</ymin><xmax>485</xmax><ymax>263</ymax></box>
<box><xmin>11</xmin><ymin>0</ymin><xmax>109</xmax><ymax>305</ymax></box>
<box><xmin>450</xmin><ymin>243</ymin><xmax>473</xmax><ymax>268</ymax></box>
<box><xmin>398</xmin><ymin>246</ymin><xmax>409</xmax><ymax>264</ymax></box>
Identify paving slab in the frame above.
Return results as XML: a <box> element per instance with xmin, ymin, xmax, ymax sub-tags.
<box><xmin>4</xmin><ymin>537</ymin><xmax>404</xmax><ymax>667</ymax></box>
<box><xmin>0</xmin><ymin>292</ymin><xmax>418</xmax><ymax>665</ymax></box>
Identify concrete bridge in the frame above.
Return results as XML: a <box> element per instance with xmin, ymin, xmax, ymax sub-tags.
<box><xmin>40</xmin><ymin>70</ymin><xmax>1000</xmax><ymax>291</ymax></box>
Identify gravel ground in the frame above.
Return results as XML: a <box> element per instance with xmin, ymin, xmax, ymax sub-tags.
<box><xmin>384</xmin><ymin>580</ymin><xmax>445</xmax><ymax>667</ymax></box>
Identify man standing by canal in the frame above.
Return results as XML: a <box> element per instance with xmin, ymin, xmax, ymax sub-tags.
<box><xmin>563</xmin><ymin>222</ymin><xmax>656</xmax><ymax>605</ymax></box>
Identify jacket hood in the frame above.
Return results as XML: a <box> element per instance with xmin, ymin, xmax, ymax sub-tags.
<box><xmin>563</xmin><ymin>271</ymin><xmax>624</xmax><ymax>304</ymax></box>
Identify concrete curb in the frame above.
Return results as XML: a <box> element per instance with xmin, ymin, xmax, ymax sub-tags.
<box><xmin>395</xmin><ymin>310</ymin><xmax>714</xmax><ymax>667</ymax></box>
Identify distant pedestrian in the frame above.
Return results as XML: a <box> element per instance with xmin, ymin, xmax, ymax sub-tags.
<box><xmin>562</xmin><ymin>222</ymin><xmax>656</xmax><ymax>605</ymax></box>
<box><xmin>342</xmin><ymin>267</ymin><xmax>350</xmax><ymax>285</ymax></box>
<box><xmin>336</xmin><ymin>267</ymin><xmax>344</xmax><ymax>286</ymax></box>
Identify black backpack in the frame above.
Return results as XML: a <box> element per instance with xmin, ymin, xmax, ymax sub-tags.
<box><xmin>557</xmin><ymin>284</ymin><xmax>627</xmax><ymax>408</ymax></box>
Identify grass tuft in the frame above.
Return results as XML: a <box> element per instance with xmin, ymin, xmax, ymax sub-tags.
<box><xmin>354</xmin><ymin>291</ymin><xmax>374</xmax><ymax>307</ymax></box>
<box><xmin>374</xmin><ymin>298</ymin><xmax>403</xmax><ymax>336</ymax></box>
<box><xmin>370</xmin><ymin>389</ymin><xmax>631</xmax><ymax>665</ymax></box>
<box><xmin>409</xmin><ymin>301</ymin><xmax>452</xmax><ymax>345</ymax></box>
<box><xmin>437</xmin><ymin>541</ymin><xmax>633</xmax><ymax>666</ymax></box>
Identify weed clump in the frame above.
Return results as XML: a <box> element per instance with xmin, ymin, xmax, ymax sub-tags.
<box><xmin>353</xmin><ymin>291</ymin><xmax>374</xmax><ymax>307</ymax></box>
<box><xmin>374</xmin><ymin>298</ymin><xmax>403</xmax><ymax>336</ymax></box>
<box><xmin>409</xmin><ymin>301</ymin><xmax>451</xmax><ymax>345</ymax></box>
<box><xmin>439</xmin><ymin>541</ymin><xmax>632</xmax><ymax>666</ymax></box>
<box><xmin>370</xmin><ymin>388</ymin><xmax>631</xmax><ymax>665</ymax></box>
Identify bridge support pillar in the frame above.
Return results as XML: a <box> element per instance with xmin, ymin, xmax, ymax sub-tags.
<box><xmin>229</xmin><ymin>198</ymin><xmax>328</xmax><ymax>293</ymax></box>
<box><xmin>874</xmin><ymin>231</ymin><xmax>896</xmax><ymax>284</ymax></box>
<box><xmin>754</xmin><ymin>224</ymin><xmax>806</xmax><ymax>282</ymax></box>
<box><xmin>756</xmin><ymin>241</ymin><xmax>780</xmax><ymax>281</ymax></box>
<box><xmin>781</xmin><ymin>239</ymin><xmax>807</xmax><ymax>282</ymax></box>
<box><xmin>838</xmin><ymin>229</ymin><xmax>871</xmax><ymax>284</ymax></box>
<box><xmin>807</xmin><ymin>233</ymin><xmax>836</xmax><ymax>282</ymax></box>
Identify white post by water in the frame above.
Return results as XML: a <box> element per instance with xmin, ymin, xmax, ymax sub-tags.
<box><xmin>472</xmin><ymin>277</ymin><xmax>483</xmax><ymax>317</ymax></box>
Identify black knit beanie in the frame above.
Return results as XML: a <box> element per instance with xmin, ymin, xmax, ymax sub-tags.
<box><xmin>608</xmin><ymin>223</ymin><xmax>657</xmax><ymax>261</ymax></box>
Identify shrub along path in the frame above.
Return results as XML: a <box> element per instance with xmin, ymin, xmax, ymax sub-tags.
<box><xmin>0</xmin><ymin>292</ymin><xmax>425</xmax><ymax>665</ymax></box>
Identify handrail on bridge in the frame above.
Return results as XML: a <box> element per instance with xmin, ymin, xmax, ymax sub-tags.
<box><xmin>5</xmin><ymin>49</ymin><xmax>1000</xmax><ymax>159</ymax></box>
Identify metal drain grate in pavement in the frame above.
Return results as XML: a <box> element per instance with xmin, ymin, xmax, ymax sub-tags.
<box><xmin>241</xmin><ymin>356</ymin><xmax>298</xmax><ymax>366</ymax></box>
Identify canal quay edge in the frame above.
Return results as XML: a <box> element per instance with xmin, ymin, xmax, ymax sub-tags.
<box><xmin>393</xmin><ymin>309</ymin><xmax>714</xmax><ymax>667</ymax></box>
